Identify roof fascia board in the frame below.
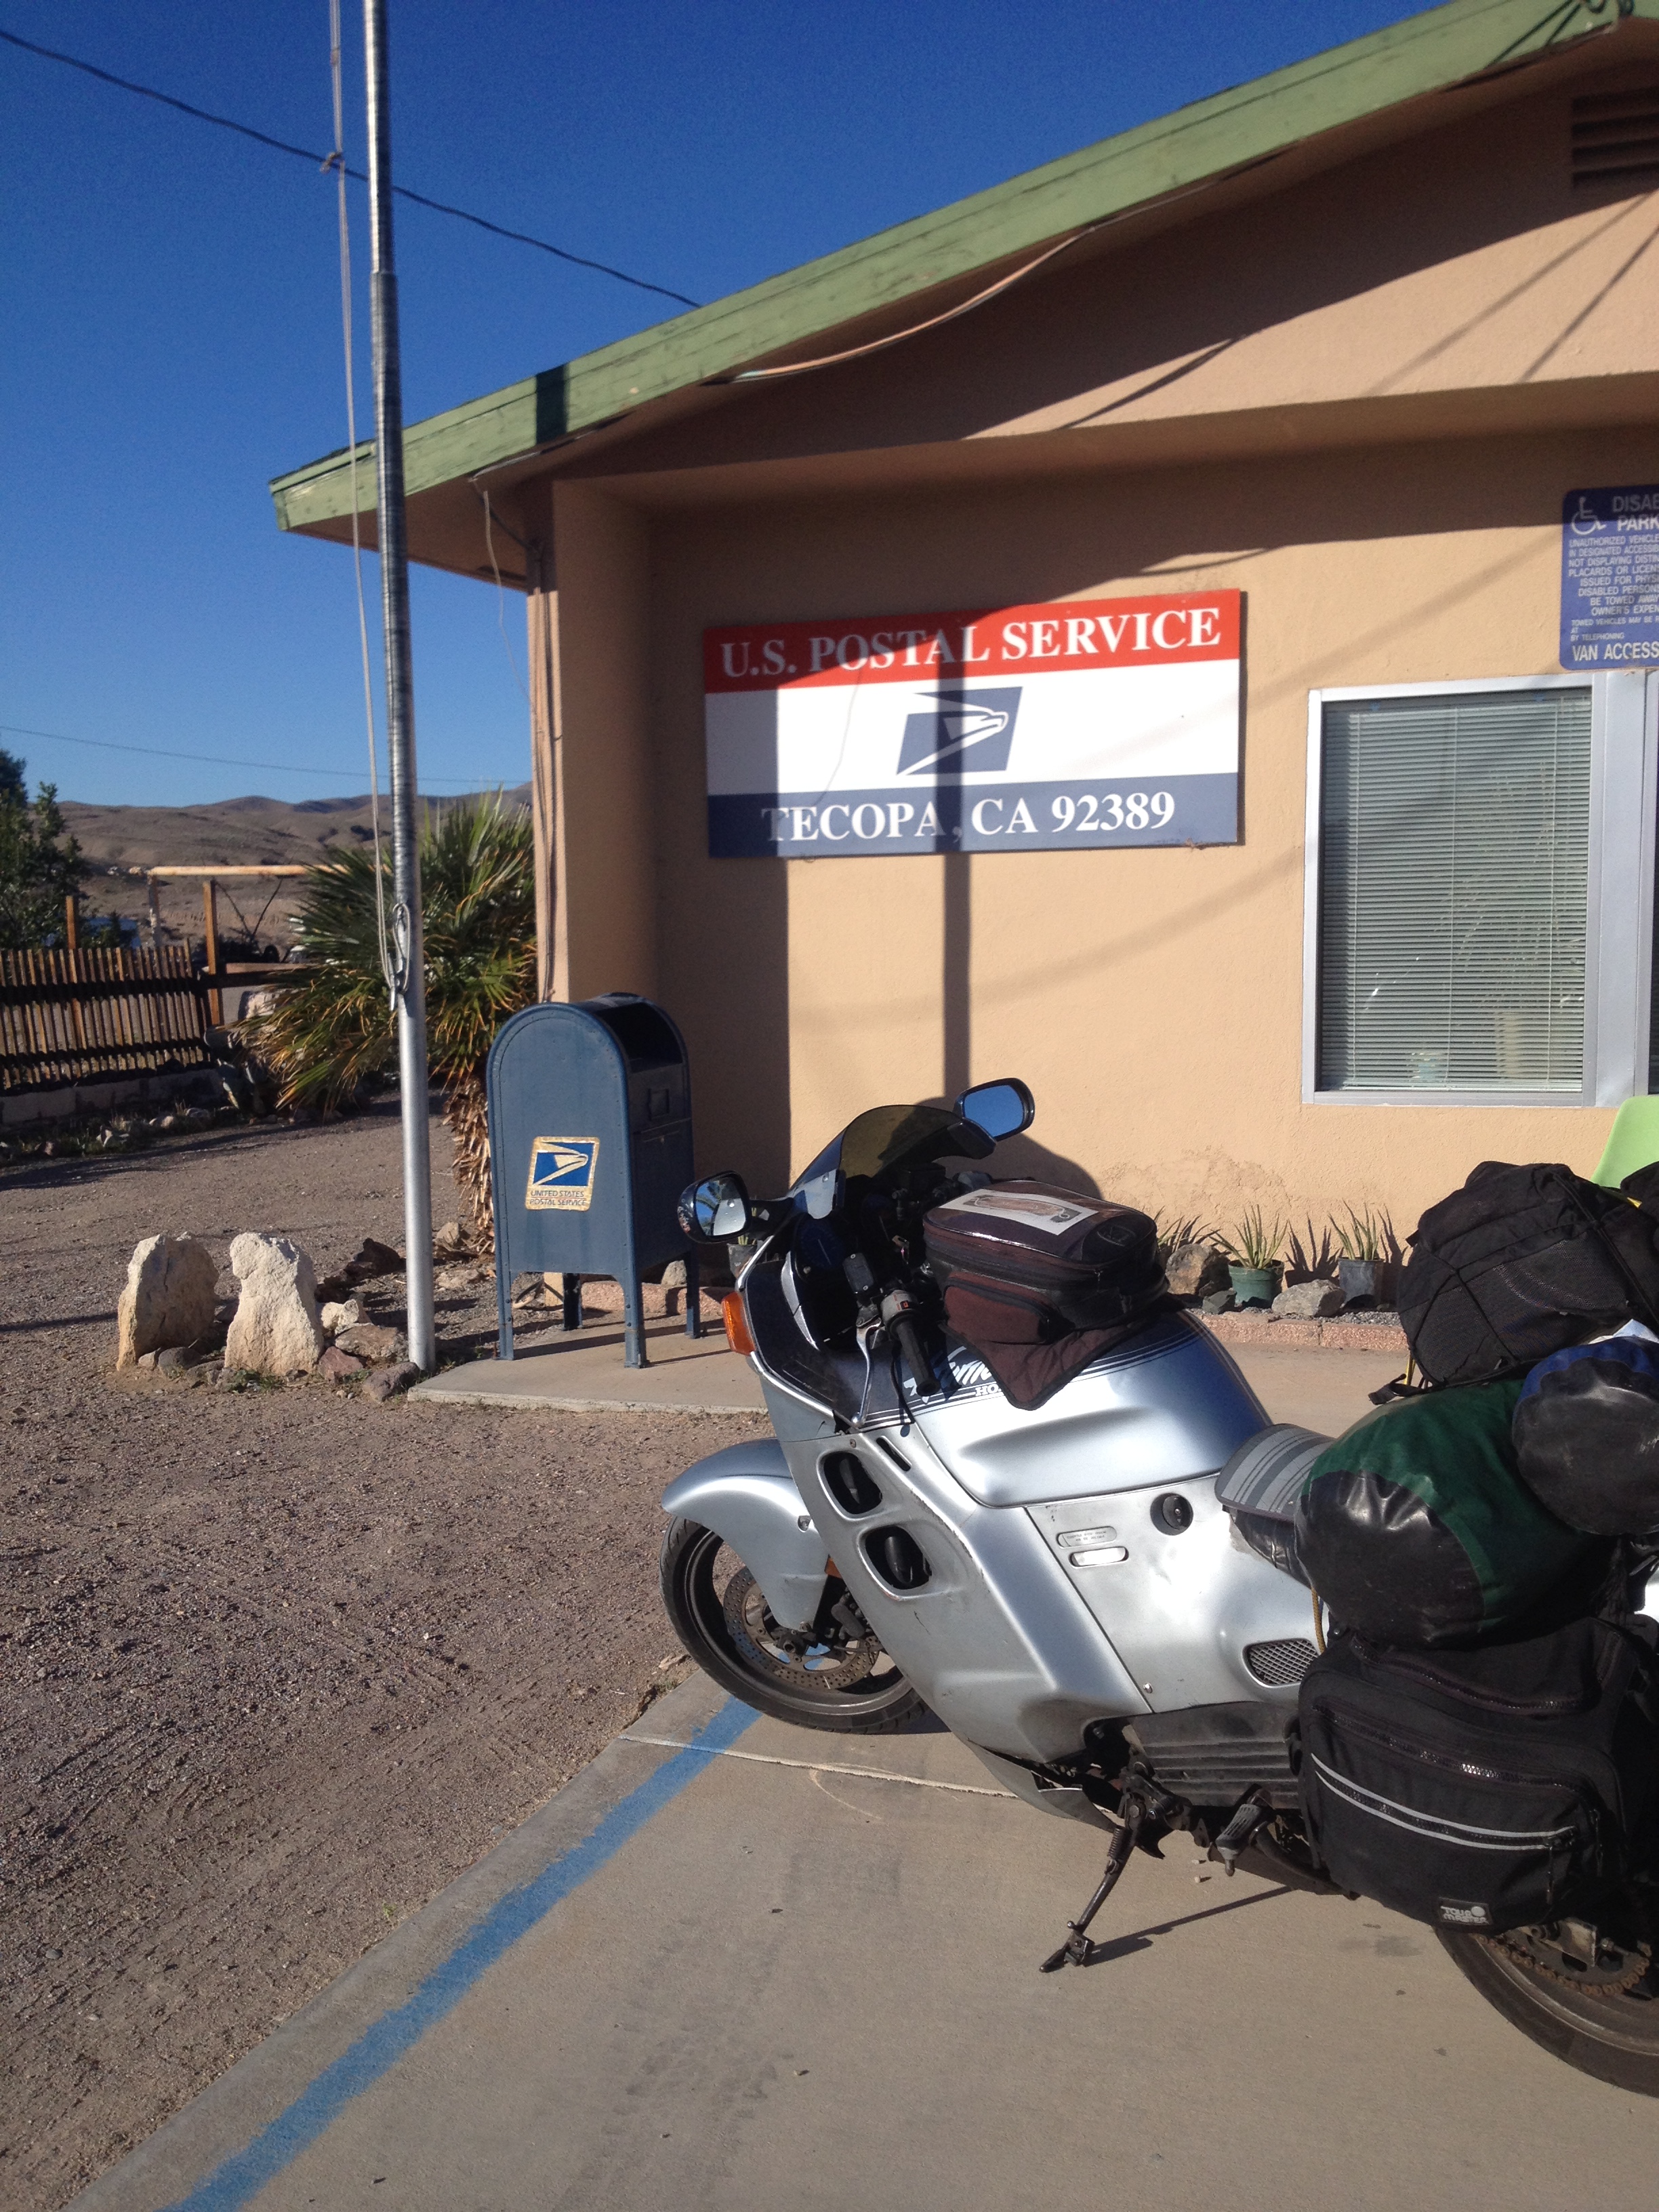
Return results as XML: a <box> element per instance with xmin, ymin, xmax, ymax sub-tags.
<box><xmin>272</xmin><ymin>0</ymin><xmax>1651</xmax><ymax>535</ymax></box>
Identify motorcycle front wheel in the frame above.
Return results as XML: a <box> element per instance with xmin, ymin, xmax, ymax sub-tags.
<box><xmin>1441</xmin><ymin>1925</ymin><xmax>1659</xmax><ymax>2093</ymax></box>
<box><xmin>660</xmin><ymin>1517</ymin><xmax>925</xmax><ymax>1734</ymax></box>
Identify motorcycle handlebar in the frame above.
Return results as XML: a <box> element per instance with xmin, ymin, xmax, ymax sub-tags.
<box><xmin>894</xmin><ymin>1313</ymin><xmax>935</xmax><ymax>1397</ymax></box>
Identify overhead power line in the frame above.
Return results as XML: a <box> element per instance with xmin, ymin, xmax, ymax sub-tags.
<box><xmin>0</xmin><ymin>24</ymin><xmax>701</xmax><ymax>310</ymax></box>
<box><xmin>0</xmin><ymin>722</ymin><xmax>494</xmax><ymax>790</ymax></box>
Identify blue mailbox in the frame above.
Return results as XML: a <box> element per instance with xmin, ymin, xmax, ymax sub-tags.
<box><xmin>486</xmin><ymin>994</ymin><xmax>701</xmax><ymax>1368</ymax></box>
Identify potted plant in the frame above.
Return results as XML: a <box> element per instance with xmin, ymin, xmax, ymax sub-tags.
<box><xmin>1221</xmin><ymin>1208</ymin><xmax>1287</xmax><ymax>1308</ymax></box>
<box><xmin>1333</xmin><ymin>1206</ymin><xmax>1399</xmax><ymax>1309</ymax></box>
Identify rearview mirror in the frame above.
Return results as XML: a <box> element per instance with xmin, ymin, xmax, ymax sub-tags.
<box><xmin>955</xmin><ymin>1078</ymin><xmax>1034</xmax><ymax>1143</ymax></box>
<box><xmin>678</xmin><ymin>1171</ymin><xmax>752</xmax><ymax>1242</ymax></box>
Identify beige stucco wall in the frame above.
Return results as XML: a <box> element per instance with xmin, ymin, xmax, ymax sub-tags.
<box><xmin>546</xmin><ymin>485</ymin><xmax>657</xmax><ymax>1004</ymax></box>
<box><xmin>629</xmin><ymin>422</ymin><xmax>1656</xmax><ymax>1233</ymax></box>
<box><xmin>569</xmin><ymin>63</ymin><xmax>1659</xmax><ymax>498</ymax></box>
<box><xmin>521</xmin><ymin>48</ymin><xmax>1659</xmax><ymax>1240</ymax></box>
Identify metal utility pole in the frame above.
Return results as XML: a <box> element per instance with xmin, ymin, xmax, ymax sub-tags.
<box><xmin>364</xmin><ymin>0</ymin><xmax>435</xmax><ymax>1370</ymax></box>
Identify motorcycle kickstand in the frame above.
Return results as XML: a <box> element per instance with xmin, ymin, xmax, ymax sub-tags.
<box><xmin>1039</xmin><ymin>1793</ymin><xmax>1145</xmax><ymax>1973</ymax></box>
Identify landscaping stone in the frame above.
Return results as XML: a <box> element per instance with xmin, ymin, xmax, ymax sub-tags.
<box><xmin>362</xmin><ymin>1359</ymin><xmax>422</xmax><ymax>1403</ymax></box>
<box><xmin>433</xmin><ymin>1221</ymin><xmax>471</xmax><ymax>1261</ymax></box>
<box><xmin>334</xmin><ymin>1321</ymin><xmax>403</xmax><ymax>1363</ymax></box>
<box><xmin>1165</xmin><ymin>1241</ymin><xmax>1229</xmax><ymax>1299</ymax></box>
<box><xmin>344</xmin><ymin>1237</ymin><xmax>403</xmax><ymax>1282</ymax></box>
<box><xmin>577</xmin><ymin>1274</ymin><xmax>725</xmax><ymax>1324</ymax></box>
<box><xmin>1200</xmin><ymin>1289</ymin><xmax>1235</xmax><ymax>1314</ymax></box>
<box><xmin>116</xmin><ymin>1233</ymin><xmax>220</xmax><ymax>1368</ymax></box>
<box><xmin>318</xmin><ymin>1345</ymin><xmax>365</xmax><ymax>1381</ymax></box>
<box><xmin>436</xmin><ymin>1263</ymin><xmax>489</xmax><ymax>1292</ymax></box>
<box><xmin>1273</xmin><ymin>1279</ymin><xmax>1344</xmax><ymax>1319</ymax></box>
<box><xmin>224</xmin><ymin>1233</ymin><xmax>326</xmax><ymax>1376</ymax></box>
<box><xmin>319</xmin><ymin>1296</ymin><xmax>363</xmax><ymax>1334</ymax></box>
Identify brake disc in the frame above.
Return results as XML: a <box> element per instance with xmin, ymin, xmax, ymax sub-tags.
<box><xmin>723</xmin><ymin>1568</ymin><xmax>877</xmax><ymax>1688</ymax></box>
<box><xmin>1489</xmin><ymin>1920</ymin><xmax>1653</xmax><ymax>1997</ymax></box>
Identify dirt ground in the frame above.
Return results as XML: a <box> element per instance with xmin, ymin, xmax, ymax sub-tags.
<box><xmin>0</xmin><ymin>1101</ymin><xmax>764</xmax><ymax>2211</ymax></box>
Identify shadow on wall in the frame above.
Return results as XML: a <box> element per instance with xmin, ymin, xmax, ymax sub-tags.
<box><xmin>986</xmin><ymin>1132</ymin><xmax>1103</xmax><ymax>1197</ymax></box>
<box><xmin>681</xmin><ymin>857</ymin><xmax>793</xmax><ymax>1197</ymax></box>
<box><xmin>936</xmin><ymin>843</ymin><xmax>1101</xmax><ymax>1194</ymax></box>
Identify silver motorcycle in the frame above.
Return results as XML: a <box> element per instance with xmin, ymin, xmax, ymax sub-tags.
<box><xmin>661</xmin><ymin>1082</ymin><xmax>1659</xmax><ymax>2092</ymax></box>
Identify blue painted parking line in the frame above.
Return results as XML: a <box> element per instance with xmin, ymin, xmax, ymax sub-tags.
<box><xmin>161</xmin><ymin>1696</ymin><xmax>758</xmax><ymax>2212</ymax></box>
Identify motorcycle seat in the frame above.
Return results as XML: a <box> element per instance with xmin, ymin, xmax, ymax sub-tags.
<box><xmin>1215</xmin><ymin>1424</ymin><xmax>1330</xmax><ymax>1589</ymax></box>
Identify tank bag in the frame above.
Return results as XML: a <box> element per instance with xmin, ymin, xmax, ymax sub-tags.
<box><xmin>923</xmin><ymin>1181</ymin><xmax>1166</xmax><ymax>1411</ymax></box>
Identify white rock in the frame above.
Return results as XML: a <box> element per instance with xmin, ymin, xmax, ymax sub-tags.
<box><xmin>1272</xmin><ymin>1279</ymin><xmax>1344</xmax><ymax>1319</ymax></box>
<box><xmin>320</xmin><ymin>1296</ymin><xmax>364</xmax><ymax>1334</ymax></box>
<box><xmin>117</xmin><ymin>1234</ymin><xmax>220</xmax><ymax>1368</ymax></box>
<box><xmin>224</xmin><ymin>1233</ymin><xmax>326</xmax><ymax>1375</ymax></box>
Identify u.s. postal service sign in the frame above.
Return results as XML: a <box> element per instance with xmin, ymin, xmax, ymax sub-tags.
<box><xmin>703</xmin><ymin>591</ymin><xmax>1241</xmax><ymax>857</ymax></box>
<box><xmin>525</xmin><ymin>1135</ymin><xmax>600</xmax><ymax>1211</ymax></box>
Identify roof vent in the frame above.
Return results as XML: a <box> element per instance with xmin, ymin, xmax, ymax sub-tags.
<box><xmin>1572</xmin><ymin>86</ymin><xmax>1659</xmax><ymax>186</ymax></box>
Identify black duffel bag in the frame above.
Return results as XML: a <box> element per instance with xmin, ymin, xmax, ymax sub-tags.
<box><xmin>1299</xmin><ymin>1613</ymin><xmax>1659</xmax><ymax>1931</ymax></box>
<box><xmin>1514</xmin><ymin>1332</ymin><xmax>1659</xmax><ymax>1536</ymax></box>
<box><xmin>924</xmin><ymin>1181</ymin><xmax>1166</xmax><ymax>1412</ymax></box>
<box><xmin>1397</xmin><ymin>1161</ymin><xmax>1659</xmax><ymax>1388</ymax></box>
<box><xmin>1294</xmin><ymin>1380</ymin><xmax>1601</xmax><ymax>1647</ymax></box>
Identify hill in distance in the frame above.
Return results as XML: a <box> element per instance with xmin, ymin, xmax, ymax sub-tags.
<box><xmin>64</xmin><ymin>786</ymin><xmax>531</xmax><ymax>949</ymax></box>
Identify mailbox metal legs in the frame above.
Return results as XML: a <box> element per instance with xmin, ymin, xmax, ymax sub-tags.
<box><xmin>626</xmin><ymin>1256</ymin><xmax>701</xmax><ymax>1366</ymax></box>
<box><xmin>623</xmin><ymin>1279</ymin><xmax>647</xmax><ymax>1370</ymax></box>
<box><xmin>495</xmin><ymin>1266</ymin><xmax>698</xmax><ymax>1368</ymax></box>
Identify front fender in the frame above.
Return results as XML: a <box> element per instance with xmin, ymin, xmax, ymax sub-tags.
<box><xmin>662</xmin><ymin>1440</ymin><xmax>830</xmax><ymax>1632</ymax></box>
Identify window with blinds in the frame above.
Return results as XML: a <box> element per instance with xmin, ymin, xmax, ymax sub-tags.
<box><xmin>1317</xmin><ymin>689</ymin><xmax>1592</xmax><ymax>1094</ymax></box>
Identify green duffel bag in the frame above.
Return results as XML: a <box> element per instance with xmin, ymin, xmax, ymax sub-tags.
<box><xmin>1294</xmin><ymin>1380</ymin><xmax>1606</xmax><ymax>1647</ymax></box>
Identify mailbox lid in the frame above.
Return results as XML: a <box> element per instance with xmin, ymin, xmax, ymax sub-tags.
<box><xmin>580</xmin><ymin>994</ymin><xmax>689</xmax><ymax>1130</ymax></box>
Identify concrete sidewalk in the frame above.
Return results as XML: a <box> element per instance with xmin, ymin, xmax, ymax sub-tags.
<box><xmin>413</xmin><ymin>1316</ymin><xmax>766</xmax><ymax>1413</ymax></box>
<box><xmin>78</xmin><ymin>1670</ymin><xmax>1659</xmax><ymax>2212</ymax></box>
<box><xmin>412</xmin><ymin>1324</ymin><xmax>1402</xmax><ymax>1428</ymax></box>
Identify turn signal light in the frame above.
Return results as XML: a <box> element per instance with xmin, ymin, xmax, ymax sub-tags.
<box><xmin>722</xmin><ymin>1290</ymin><xmax>756</xmax><ymax>1357</ymax></box>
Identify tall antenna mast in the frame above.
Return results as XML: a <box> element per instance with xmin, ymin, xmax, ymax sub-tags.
<box><xmin>363</xmin><ymin>0</ymin><xmax>435</xmax><ymax>1370</ymax></box>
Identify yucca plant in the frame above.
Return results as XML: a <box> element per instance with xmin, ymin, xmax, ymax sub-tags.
<box><xmin>1332</xmin><ymin>1204</ymin><xmax>1401</xmax><ymax>1265</ymax></box>
<box><xmin>1219</xmin><ymin>1207</ymin><xmax>1288</xmax><ymax>1271</ymax></box>
<box><xmin>1153</xmin><ymin>1211</ymin><xmax>1218</xmax><ymax>1261</ymax></box>
<box><xmin>248</xmin><ymin>794</ymin><xmax>535</xmax><ymax>1251</ymax></box>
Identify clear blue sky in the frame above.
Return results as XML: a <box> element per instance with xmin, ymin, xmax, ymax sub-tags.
<box><xmin>1</xmin><ymin>0</ymin><xmax>1418</xmax><ymax>810</ymax></box>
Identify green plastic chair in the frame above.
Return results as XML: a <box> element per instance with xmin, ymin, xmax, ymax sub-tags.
<box><xmin>1592</xmin><ymin>1097</ymin><xmax>1659</xmax><ymax>1189</ymax></box>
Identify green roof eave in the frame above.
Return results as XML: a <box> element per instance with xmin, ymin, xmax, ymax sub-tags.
<box><xmin>271</xmin><ymin>0</ymin><xmax>1651</xmax><ymax>535</ymax></box>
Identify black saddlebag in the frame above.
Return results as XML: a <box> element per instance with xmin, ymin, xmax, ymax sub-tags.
<box><xmin>1514</xmin><ymin>1332</ymin><xmax>1659</xmax><ymax>1536</ymax></box>
<box><xmin>1298</xmin><ymin>1616</ymin><xmax>1659</xmax><ymax>1931</ymax></box>
<box><xmin>924</xmin><ymin>1182</ymin><xmax>1166</xmax><ymax>1411</ymax></box>
<box><xmin>1397</xmin><ymin>1160</ymin><xmax>1659</xmax><ymax>1388</ymax></box>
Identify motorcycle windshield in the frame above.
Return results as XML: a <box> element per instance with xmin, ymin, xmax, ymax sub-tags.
<box><xmin>787</xmin><ymin>1103</ymin><xmax>966</xmax><ymax>1196</ymax></box>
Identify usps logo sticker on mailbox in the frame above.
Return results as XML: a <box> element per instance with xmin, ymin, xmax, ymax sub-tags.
<box><xmin>525</xmin><ymin>1136</ymin><xmax>600</xmax><ymax>1211</ymax></box>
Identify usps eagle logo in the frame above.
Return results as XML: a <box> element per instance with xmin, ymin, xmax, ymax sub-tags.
<box><xmin>525</xmin><ymin>1136</ymin><xmax>600</xmax><ymax>1211</ymax></box>
<box><xmin>897</xmin><ymin>687</ymin><xmax>1021</xmax><ymax>778</ymax></box>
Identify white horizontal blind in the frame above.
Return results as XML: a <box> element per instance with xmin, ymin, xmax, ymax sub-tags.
<box><xmin>1318</xmin><ymin>689</ymin><xmax>1592</xmax><ymax>1093</ymax></box>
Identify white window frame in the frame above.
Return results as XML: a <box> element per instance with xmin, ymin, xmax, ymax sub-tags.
<box><xmin>1301</xmin><ymin>671</ymin><xmax>1657</xmax><ymax>1108</ymax></box>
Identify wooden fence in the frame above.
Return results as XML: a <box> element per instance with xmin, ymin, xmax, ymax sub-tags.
<box><xmin>0</xmin><ymin>945</ymin><xmax>212</xmax><ymax>1094</ymax></box>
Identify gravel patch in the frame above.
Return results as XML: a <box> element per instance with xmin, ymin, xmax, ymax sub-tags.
<box><xmin>0</xmin><ymin>1100</ymin><xmax>762</xmax><ymax>2209</ymax></box>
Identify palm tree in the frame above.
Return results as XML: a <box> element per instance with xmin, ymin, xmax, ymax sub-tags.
<box><xmin>250</xmin><ymin>794</ymin><xmax>534</xmax><ymax>1250</ymax></box>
